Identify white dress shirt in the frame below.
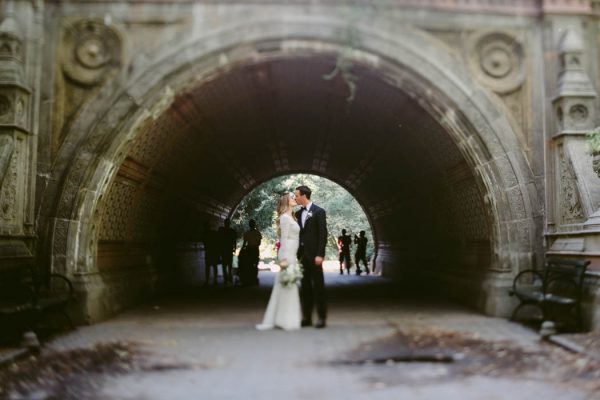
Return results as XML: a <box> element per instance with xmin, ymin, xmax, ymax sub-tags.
<box><xmin>301</xmin><ymin>202</ymin><xmax>313</xmax><ymax>227</ymax></box>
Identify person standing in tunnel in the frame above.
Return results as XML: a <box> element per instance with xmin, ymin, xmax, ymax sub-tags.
<box><xmin>202</xmin><ymin>222</ymin><xmax>219</xmax><ymax>285</ymax></box>
<box><xmin>295</xmin><ymin>185</ymin><xmax>328</xmax><ymax>329</ymax></box>
<box><xmin>242</xmin><ymin>219</ymin><xmax>262</xmax><ymax>286</ymax></box>
<box><xmin>354</xmin><ymin>230</ymin><xmax>370</xmax><ymax>275</ymax></box>
<box><xmin>218</xmin><ymin>219</ymin><xmax>237</xmax><ymax>285</ymax></box>
<box><xmin>337</xmin><ymin>229</ymin><xmax>352</xmax><ymax>275</ymax></box>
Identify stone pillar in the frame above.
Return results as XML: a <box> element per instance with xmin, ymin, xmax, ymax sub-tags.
<box><xmin>550</xmin><ymin>28</ymin><xmax>599</xmax><ymax>231</ymax></box>
<box><xmin>0</xmin><ymin>0</ymin><xmax>42</xmax><ymax>269</ymax></box>
<box><xmin>548</xmin><ymin>27</ymin><xmax>600</xmax><ymax>330</ymax></box>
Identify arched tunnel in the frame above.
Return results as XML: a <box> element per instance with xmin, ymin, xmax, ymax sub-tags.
<box><xmin>40</xmin><ymin>21</ymin><xmax>541</xmax><ymax>323</ymax></box>
<box><xmin>89</xmin><ymin>53</ymin><xmax>497</xmax><ymax>320</ymax></box>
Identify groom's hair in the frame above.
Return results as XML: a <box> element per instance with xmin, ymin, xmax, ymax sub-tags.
<box><xmin>295</xmin><ymin>185</ymin><xmax>312</xmax><ymax>199</ymax></box>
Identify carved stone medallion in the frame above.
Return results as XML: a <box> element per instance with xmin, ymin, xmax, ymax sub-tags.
<box><xmin>481</xmin><ymin>42</ymin><xmax>512</xmax><ymax>78</ymax></box>
<box><xmin>61</xmin><ymin>20</ymin><xmax>122</xmax><ymax>87</ymax></box>
<box><xmin>569</xmin><ymin>104</ymin><xmax>588</xmax><ymax>122</ymax></box>
<box><xmin>468</xmin><ymin>32</ymin><xmax>524</xmax><ymax>94</ymax></box>
<box><xmin>0</xmin><ymin>32</ymin><xmax>22</xmax><ymax>59</ymax></box>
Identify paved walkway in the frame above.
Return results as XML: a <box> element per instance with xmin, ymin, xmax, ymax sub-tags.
<box><xmin>5</xmin><ymin>272</ymin><xmax>600</xmax><ymax>399</ymax></box>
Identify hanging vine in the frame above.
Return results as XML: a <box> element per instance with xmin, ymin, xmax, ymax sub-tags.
<box><xmin>322</xmin><ymin>1</ymin><xmax>379</xmax><ymax>104</ymax></box>
<box><xmin>322</xmin><ymin>55</ymin><xmax>359</xmax><ymax>103</ymax></box>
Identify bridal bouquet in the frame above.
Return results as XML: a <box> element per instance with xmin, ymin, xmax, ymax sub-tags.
<box><xmin>279</xmin><ymin>263</ymin><xmax>303</xmax><ymax>287</ymax></box>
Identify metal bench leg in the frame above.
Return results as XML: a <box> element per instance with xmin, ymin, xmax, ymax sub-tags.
<box><xmin>34</xmin><ymin>308</ymin><xmax>74</xmax><ymax>339</ymax></box>
<box><xmin>575</xmin><ymin>305</ymin><xmax>583</xmax><ymax>332</ymax></box>
<box><xmin>60</xmin><ymin>309</ymin><xmax>75</xmax><ymax>329</ymax></box>
<box><xmin>510</xmin><ymin>302</ymin><xmax>527</xmax><ymax>321</ymax></box>
<box><xmin>511</xmin><ymin>301</ymin><xmax>543</xmax><ymax>323</ymax></box>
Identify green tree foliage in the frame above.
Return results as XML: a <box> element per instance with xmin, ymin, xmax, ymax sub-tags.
<box><xmin>586</xmin><ymin>129</ymin><xmax>600</xmax><ymax>154</ymax></box>
<box><xmin>231</xmin><ymin>174</ymin><xmax>374</xmax><ymax>260</ymax></box>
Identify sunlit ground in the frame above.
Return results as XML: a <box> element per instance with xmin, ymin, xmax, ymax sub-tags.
<box><xmin>258</xmin><ymin>260</ymin><xmax>373</xmax><ymax>274</ymax></box>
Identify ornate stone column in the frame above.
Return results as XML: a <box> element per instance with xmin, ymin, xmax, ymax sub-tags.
<box><xmin>548</xmin><ymin>28</ymin><xmax>600</xmax><ymax>330</ymax></box>
<box><xmin>0</xmin><ymin>0</ymin><xmax>41</xmax><ymax>269</ymax></box>
<box><xmin>549</xmin><ymin>29</ymin><xmax>600</xmax><ymax>237</ymax></box>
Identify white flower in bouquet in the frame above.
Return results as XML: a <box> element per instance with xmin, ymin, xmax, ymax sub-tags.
<box><xmin>279</xmin><ymin>265</ymin><xmax>303</xmax><ymax>287</ymax></box>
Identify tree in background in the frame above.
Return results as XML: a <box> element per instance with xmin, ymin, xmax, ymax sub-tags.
<box><xmin>230</xmin><ymin>174</ymin><xmax>374</xmax><ymax>261</ymax></box>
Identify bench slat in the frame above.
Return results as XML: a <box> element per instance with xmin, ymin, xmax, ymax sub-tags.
<box><xmin>511</xmin><ymin>287</ymin><xmax>544</xmax><ymax>302</ymax></box>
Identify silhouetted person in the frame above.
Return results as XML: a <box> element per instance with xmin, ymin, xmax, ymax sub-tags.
<box><xmin>337</xmin><ymin>229</ymin><xmax>352</xmax><ymax>275</ymax></box>
<box><xmin>218</xmin><ymin>219</ymin><xmax>237</xmax><ymax>285</ymax></box>
<box><xmin>241</xmin><ymin>219</ymin><xmax>262</xmax><ymax>286</ymax></box>
<box><xmin>354</xmin><ymin>230</ymin><xmax>369</xmax><ymax>275</ymax></box>
<box><xmin>202</xmin><ymin>223</ymin><xmax>219</xmax><ymax>285</ymax></box>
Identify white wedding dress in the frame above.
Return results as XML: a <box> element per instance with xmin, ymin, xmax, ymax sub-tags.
<box><xmin>256</xmin><ymin>213</ymin><xmax>302</xmax><ymax>330</ymax></box>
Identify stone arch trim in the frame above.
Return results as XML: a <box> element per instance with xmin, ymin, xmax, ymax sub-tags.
<box><xmin>42</xmin><ymin>16</ymin><xmax>539</xmax><ymax>276</ymax></box>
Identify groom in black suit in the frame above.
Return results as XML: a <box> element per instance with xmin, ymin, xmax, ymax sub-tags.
<box><xmin>294</xmin><ymin>185</ymin><xmax>328</xmax><ymax>328</ymax></box>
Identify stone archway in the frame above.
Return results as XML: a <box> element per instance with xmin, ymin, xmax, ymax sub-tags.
<box><xmin>39</xmin><ymin>17</ymin><xmax>540</xmax><ymax>322</ymax></box>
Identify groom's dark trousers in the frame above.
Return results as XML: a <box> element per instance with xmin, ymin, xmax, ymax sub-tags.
<box><xmin>300</xmin><ymin>257</ymin><xmax>326</xmax><ymax>322</ymax></box>
<box><xmin>296</xmin><ymin>203</ymin><xmax>328</xmax><ymax>322</ymax></box>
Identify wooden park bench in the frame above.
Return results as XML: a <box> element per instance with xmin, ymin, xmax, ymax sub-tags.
<box><xmin>509</xmin><ymin>258</ymin><xmax>591</xmax><ymax>331</ymax></box>
<box><xmin>0</xmin><ymin>265</ymin><xmax>74</xmax><ymax>344</ymax></box>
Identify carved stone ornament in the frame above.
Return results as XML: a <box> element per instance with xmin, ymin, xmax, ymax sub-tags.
<box><xmin>569</xmin><ymin>104</ymin><xmax>588</xmax><ymax>122</ymax></box>
<box><xmin>468</xmin><ymin>32</ymin><xmax>524</xmax><ymax>94</ymax></box>
<box><xmin>0</xmin><ymin>95</ymin><xmax>11</xmax><ymax>117</ymax></box>
<box><xmin>0</xmin><ymin>135</ymin><xmax>14</xmax><ymax>190</ymax></box>
<box><xmin>61</xmin><ymin>20</ymin><xmax>122</xmax><ymax>87</ymax></box>
<box><xmin>0</xmin><ymin>135</ymin><xmax>17</xmax><ymax>223</ymax></box>
<box><xmin>0</xmin><ymin>32</ymin><xmax>22</xmax><ymax>60</ymax></box>
<box><xmin>0</xmin><ymin>88</ymin><xmax>29</xmax><ymax>129</ymax></box>
<box><xmin>552</xmin><ymin>29</ymin><xmax>597</xmax><ymax>133</ymax></box>
<box><xmin>558</xmin><ymin>145</ymin><xmax>585</xmax><ymax>224</ymax></box>
<box><xmin>593</xmin><ymin>154</ymin><xmax>600</xmax><ymax>179</ymax></box>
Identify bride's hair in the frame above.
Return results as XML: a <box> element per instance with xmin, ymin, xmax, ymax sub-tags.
<box><xmin>277</xmin><ymin>193</ymin><xmax>290</xmax><ymax>218</ymax></box>
<box><xmin>275</xmin><ymin>193</ymin><xmax>295</xmax><ymax>237</ymax></box>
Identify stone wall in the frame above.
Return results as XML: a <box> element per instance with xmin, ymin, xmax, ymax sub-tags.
<box><xmin>25</xmin><ymin>0</ymin><xmax>596</xmax><ymax>324</ymax></box>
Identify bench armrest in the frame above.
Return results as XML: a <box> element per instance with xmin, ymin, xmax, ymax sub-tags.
<box><xmin>511</xmin><ymin>269</ymin><xmax>543</xmax><ymax>293</ymax></box>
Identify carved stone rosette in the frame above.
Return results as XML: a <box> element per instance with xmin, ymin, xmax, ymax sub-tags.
<box><xmin>52</xmin><ymin>19</ymin><xmax>122</xmax><ymax>156</ymax></box>
<box><xmin>60</xmin><ymin>19</ymin><xmax>122</xmax><ymax>87</ymax></box>
<box><xmin>468</xmin><ymin>31</ymin><xmax>524</xmax><ymax>94</ymax></box>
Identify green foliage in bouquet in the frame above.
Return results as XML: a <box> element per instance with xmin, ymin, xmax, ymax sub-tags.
<box><xmin>279</xmin><ymin>267</ymin><xmax>303</xmax><ymax>288</ymax></box>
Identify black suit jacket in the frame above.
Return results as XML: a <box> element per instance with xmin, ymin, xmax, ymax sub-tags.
<box><xmin>296</xmin><ymin>203</ymin><xmax>327</xmax><ymax>261</ymax></box>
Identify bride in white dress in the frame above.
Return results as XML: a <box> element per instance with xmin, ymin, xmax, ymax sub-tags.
<box><xmin>256</xmin><ymin>193</ymin><xmax>302</xmax><ymax>330</ymax></box>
